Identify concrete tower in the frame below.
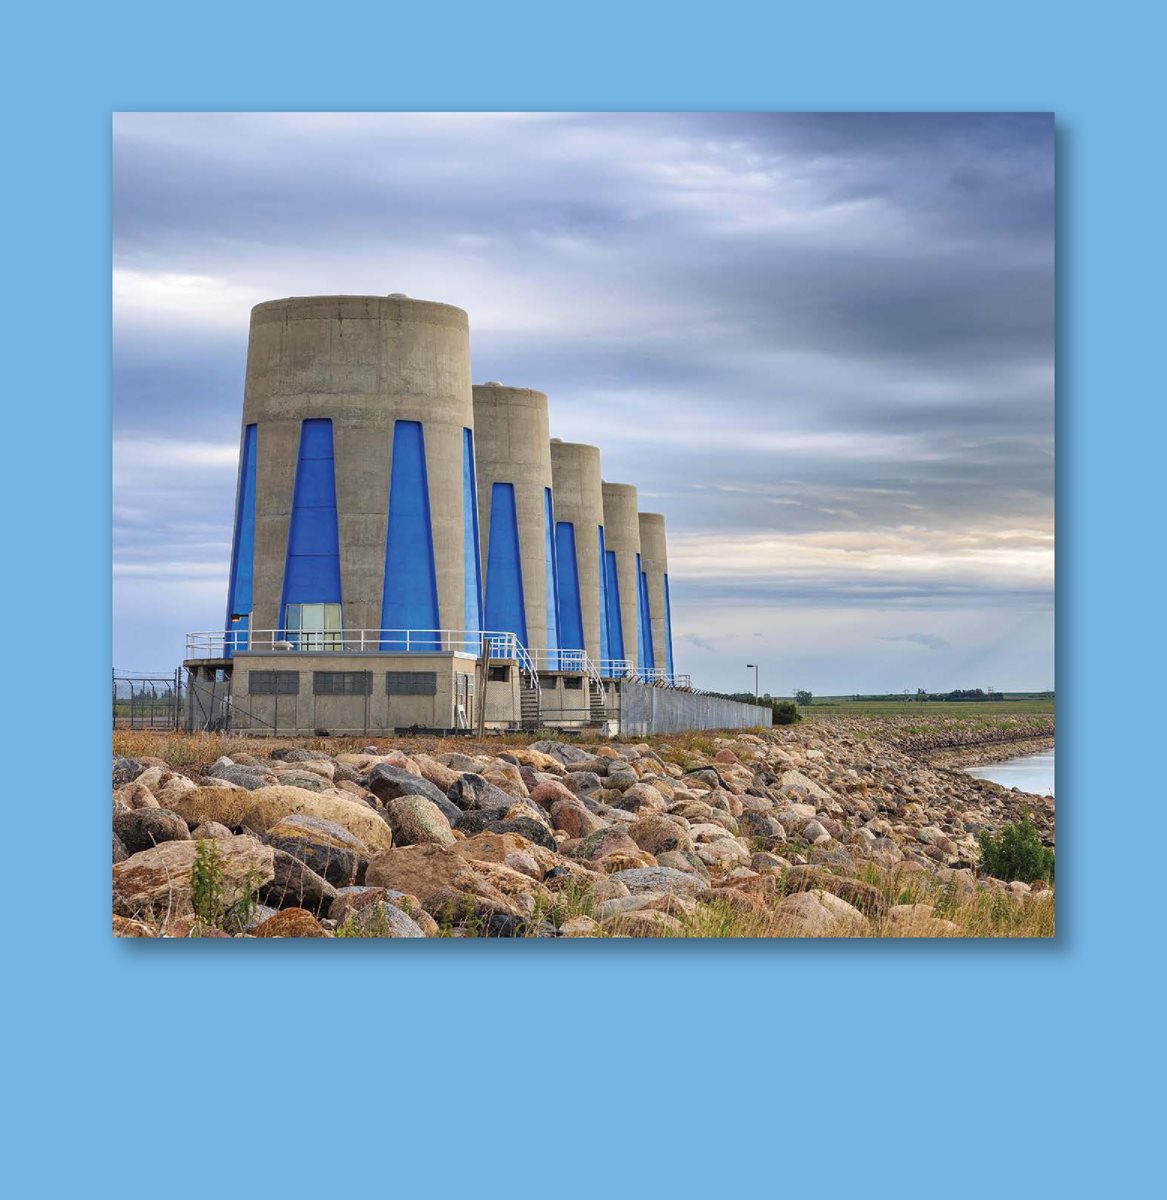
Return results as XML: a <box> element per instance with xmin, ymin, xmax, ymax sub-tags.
<box><xmin>472</xmin><ymin>384</ymin><xmax>558</xmax><ymax>661</ymax></box>
<box><xmin>224</xmin><ymin>294</ymin><xmax>482</xmax><ymax>653</ymax></box>
<box><xmin>601</xmin><ymin>481</ymin><xmax>643</xmax><ymax>673</ymax></box>
<box><xmin>549</xmin><ymin>440</ymin><xmax>609</xmax><ymax>669</ymax></box>
<box><xmin>638</xmin><ymin>512</ymin><xmax>676</xmax><ymax>681</ymax></box>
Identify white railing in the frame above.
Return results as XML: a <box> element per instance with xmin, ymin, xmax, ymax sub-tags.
<box><xmin>189</xmin><ymin>628</ymin><xmax>525</xmax><ymax>659</ymax></box>
<box><xmin>529</xmin><ymin>648</ymin><xmax>607</xmax><ymax>695</ymax></box>
<box><xmin>187</xmin><ymin>629</ymin><xmax>688</xmax><ymax>691</ymax></box>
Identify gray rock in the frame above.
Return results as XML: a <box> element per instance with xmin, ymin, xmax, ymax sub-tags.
<box><xmin>368</xmin><ymin>764</ymin><xmax>458</xmax><ymax>818</ymax></box>
<box><xmin>563</xmin><ymin>771</ymin><xmax>604</xmax><ymax>798</ymax></box>
<box><xmin>527</xmin><ymin>740</ymin><xmax>596</xmax><ymax>766</ymax></box>
<box><xmin>808</xmin><ymin>847</ymin><xmax>857</xmax><ymax>875</ymax></box>
<box><xmin>206</xmin><ymin>762</ymin><xmax>275</xmax><ymax>790</ymax></box>
<box><xmin>273</xmin><ymin>771</ymin><xmax>327</xmax><ymax>792</ymax></box>
<box><xmin>607</xmin><ymin>866</ymin><xmax>709</xmax><ymax>898</ymax></box>
<box><xmin>113</xmin><ymin>807</ymin><xmax>191</xmax><ymax>855</ymax></box>
<box><xmin>383</xmin><ymin>795</ymin><xmax>456</xmax><ymax>847</ymax></box>
<box><xmin>113</xmin><ymin>832</ymin><xmax>128</xmax><ymax>863</ymax></box>
<box><xmin>446</xmin><ymin>773</ymin><xmax>515</xmax><ymax>812</ymax></box>
<box><xmin>258</xmin><ymin>849</ymin><xmax>338</xmax><ymax>915</ymax></box>
<box><xmin>112</xmin><ymin>756</ymin><xmax>143</xmax><ymax>788</ymax></box>
<box><xmin>340</xmin><ymin>901</ymin><xmax>426</xmax><ymax>938</ymax></box>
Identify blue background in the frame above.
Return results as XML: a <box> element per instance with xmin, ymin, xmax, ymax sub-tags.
<box><xmin>4</xmin><ymin>1</ymin><xmax>1160</xmax><ymax>1194</ymax></box>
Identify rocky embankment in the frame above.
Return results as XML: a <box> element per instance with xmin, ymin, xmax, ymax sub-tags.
<box><xmin>866</xmin><ymin>713</ymin><xmax>1054</xmax><ymax>769</ymax></box>
<box><xmin>111</xmin><ymin>719</ymin><xmax>1055</xmax><ymax>939</ymax></box>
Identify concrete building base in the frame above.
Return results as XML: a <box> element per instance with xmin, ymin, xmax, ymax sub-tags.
<box><xmin>183</xmin><ymin>655</ymin><xmax>766</xmax><ymax>737</ymax></box>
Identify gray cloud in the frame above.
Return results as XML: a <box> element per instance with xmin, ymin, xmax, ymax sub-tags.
<box><xmin>878</xmin><ymin>633</ymin><xmax>954</xmax><ymax>652</ymax></box>
<box><xmin>112</xmin><ymin>113</ymin><xmax>1053</xmax><ymax>691</ymax></box>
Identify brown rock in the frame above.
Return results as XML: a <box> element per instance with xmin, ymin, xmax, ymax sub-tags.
<box><xmin>549</xmin><ymin>797</ymin><xmax>604</xmax><ymax>839</ymax></box>
<box><xmin>251</xmin><ymin>907</ymin><xmax>329</xmax><ymax>937</ymax></box>
<box><xmin>628</xmin><ymin>813</ymin><xmax>693</xmax><ymax>856</ymax></box>
<box><xmin>112</xmin><ymin>836</ymin><xmax>275</xmax><ymax>918</ymax></box>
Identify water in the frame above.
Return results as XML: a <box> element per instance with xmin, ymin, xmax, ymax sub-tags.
<box><xmin>966</xmin><ymin>748</ymin><xmax>1055</xmax><ymax>796</ymax></box>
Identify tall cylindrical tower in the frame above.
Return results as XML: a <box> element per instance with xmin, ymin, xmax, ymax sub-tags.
<box><xmin>601</xmin><ymin>481</ymin><xmax>643</xmax><ymax>673</ymax></box>
<box><xmin>638</xmin><ymin>512</ymin><xmax>676</xmax><ymax>680</ymax></box>
<box><xmin>225</xmin><ymin>294</ymin><xmax>482</xmax><ymax>653</ymax></box>
<box><xmin>549</xmin><ymin>440</ymin><xmax>608</xmax><ymax>668</ymax></box>
<box><xmin>472</xmin><ymin>384</ymin><xmax>558</xmax><ymax>660</ymax></box>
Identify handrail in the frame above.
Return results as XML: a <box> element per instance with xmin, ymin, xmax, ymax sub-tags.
<box><xmin>187</xmin><ymin>629</ymin><xmax>688</xmax><ymax>690</ymax></box>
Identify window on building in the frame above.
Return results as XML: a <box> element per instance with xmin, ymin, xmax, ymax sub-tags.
<box><xmin>563</xmin><ymin>676</ymin><xmax>583</xmax><ymax>690</ymax></box>
<box><xmin>285</xmin><ymin>603</ymin><xmax>343</xmax><ymax>651</ymax></box>
<box><xmin>313</xmin><ymin>671</ymin><xmax>372</xmax><ymax>695</ymax></box>
<box><xmin>386</xmin><ymin>671</ymin><xmax>437</xmax><ymax>695</ymax></box>
<box><xmin>249</xmin><ymin>670</ymin><xmax>300</xmax><ymax>695</ymax></box>
<box><xmin>488</xmin><ymin>665</ymin><xmax>510</xmax><ymax>683</ymax></box>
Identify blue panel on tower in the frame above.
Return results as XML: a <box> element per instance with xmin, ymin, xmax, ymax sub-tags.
<box><xmin>281</xmin><ymin>418</ymin><xmax>342</xmax><ymax>621</ymax></box>
<box><xmin>224</xmin><ymin>423</ymin><xmax>257</xmax><ymax>656</ymax></box>
<box><xmin>462</xmin><ymin>428</ymin><xmax>483</xmax><ymax>650</ymax></box>
<box><xmin>597</xmin><ymin>525</ymin><xmax>611</xmax><ymax>668</ymax></box>
<box><xmin>604</xmin><ymin>546</ymin><xmax>624</xmax><ymax>666</ymax></box>
<box><xmin>484</xmin><ymin>482</ymin><xmax>528</xmax><ymax>646</ymax></box>
<box><xmin>664</xmin><ymin>573</ymin><xmax>675</xmax><ymax>679</ymax></box>
<box><xmin>543</xmin><ymin>487</ymin><xmax>559</xmax><ymax>668</ymax></box>
<box><xmin>637</xmin><ymin>553</ymin><xmax>654</xmax><ymax>670</ymax></box>
<box><xmin>380</xmin><ymin>420</ymin><xmax>440</xmax><ymax>651</ymax></box>
<box><xmin>556</xmin><ymin>522</ymin><xmax>584</xmax><ymax>652</ymax></box>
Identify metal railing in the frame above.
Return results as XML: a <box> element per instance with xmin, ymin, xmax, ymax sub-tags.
<box><xmin>185</xmin><ymin>629</ymin><xmax>689</xmax><ymax>691</ymax></box>
<box><xmin>189</xmin><ymin>628</ymin><xmax>528</xmax><ymax>659</ymax></box>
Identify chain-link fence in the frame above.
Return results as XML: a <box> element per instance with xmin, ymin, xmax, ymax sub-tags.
<box><xmin>112</xmin><ymin>671</ymin><xmax>184</xmax><ymax>730</ymax></box>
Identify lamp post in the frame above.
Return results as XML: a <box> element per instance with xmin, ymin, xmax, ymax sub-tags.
<box><xmin>746</xmin><ymin>663</ymin><xmax>758</xmax><ymax>703</ymax></box>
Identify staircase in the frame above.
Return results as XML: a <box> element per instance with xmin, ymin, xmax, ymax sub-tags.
<box><xmin>519</xmin><ymin>680</ymin><xmax>542</xmax><ymax>730</ymax></box>
<box><xmin>588</xmin><ymin>679</ymin><xmax>609</xmax><ymax>726</ymax></box>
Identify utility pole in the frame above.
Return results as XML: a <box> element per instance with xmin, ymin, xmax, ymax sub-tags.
<box><xmin>746</xmin><ymin>663</ymin><xmax>759</xmax><ymax>703</ymax></box>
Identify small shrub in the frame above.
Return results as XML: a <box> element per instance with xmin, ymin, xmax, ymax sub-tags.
<box><xmin>771</xmin><ymin>700</ymin><xmax>801</xmax><ymax>725</ymax></box>
<box><xmin>977</xmin><ymin>812</ymin><xmax>1054</xmax><ymax>883</ymax></box>
<box><xmin>190</xmin><ymin>839</ymin><xmax>224</xmax><ymax>926</ymax></box>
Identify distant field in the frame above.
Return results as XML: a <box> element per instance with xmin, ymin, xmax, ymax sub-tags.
<box><xmin>800</xmin><ymin>698</ymin><xmax>1055</xmax><ymax>717</ymax></box>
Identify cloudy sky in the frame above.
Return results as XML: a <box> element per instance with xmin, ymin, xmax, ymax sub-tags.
<box><xmin>112</xmin><ymin>112</ymin><xmax>1054</xmax><ymax>694</ymax></box>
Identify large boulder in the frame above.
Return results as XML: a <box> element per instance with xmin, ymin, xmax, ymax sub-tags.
<box><xmin>365</xmin><ymin>843</ymin><xmax>548</xmax><ymax>920</ymax></box>
<box><xmin>167</xmin><ymin>786</ymin><xmax>254</xmax><ymax>829</ymax></box>
<box><xmin>411</xmin><ymin>753</ymin><xmax>462</xmax><ymax>793</ymax></box>
<box><xmin>113</xmin><ymin>807</ymin><xmax>191</xmax><ymax>855</ymax></box>
<box><xmin>263</xmin><ymin>814</ymin><xmax>366</xmax><ymax>886</ymax></box>
<box><xmin>446</xmin><ymin>773</ymin><xmax>516</xmax><ymax>813</ymax></box>
<box><xmin>383</xmin><ymin>795</ymin><xmax>456</xmax><ymax>847</ymax></box>
<box><xmin>607</xmin><ymin>866</ymin><xmax>709</xmax><ymax>899</ymax></box>
<box><xmin>628</xmin><ymin>814</ymin><xmax>693</xmax><ymax>856</ymax></box>
<box><xmin>570</xmin><ymin>827</ymin><xmax>643</xmax><ymax>863</ymax></box>
<box><xmin>549</xmin><ymin>797</ymin><xmax>605</xmax><ymax>839</ymax></box>
<box><xmin>258</xmin><ymin>849</ymin><xmax>338</xmax><ymax>915</ymax></box>
<box><xmin>331</xmin><ymin>891</ymin><xmax>427</xmax><ymax>938</ymax></box>
<box><xmin>453</xmin><ymin>831</ymin><xmax>561</xmax><ymax>878</ymax></box>
<box><xmin>774</xmin><ymin>890</ymin><xmax>867</xmax><ymax>936</ymax></box>
<box><xmin>205</xmin><ymin>761</ymin><xmax>277</xmax><ymax>790</ymax></box>
<box><xmin>112</xmin><ymin>756</ymin><xmax>143</xmax><ymax>787</ymax></box>
<box><xmin>239</xmin><ymin>791</ymin><xmax>392</xmax><ymax>854</ymax></box>
<box><xmin>368</xmin><ymin>764</ymin><xmax>457</xmax><ymax>819</ymax></box>
<box><xmin>112</xmin><ymin>836</ymin><xmax>274</xmax><ymax>918</ymax></box>
<box><xmin>614</xmin><ymin>783</ymin><xmax>668</xmax><ymax>814</ymax></box>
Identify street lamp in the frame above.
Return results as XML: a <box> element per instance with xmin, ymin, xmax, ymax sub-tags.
<box><xmin>746</xmin><ymin>663</ymin><xmax>759</xmax><ymax>702</ymax></box>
